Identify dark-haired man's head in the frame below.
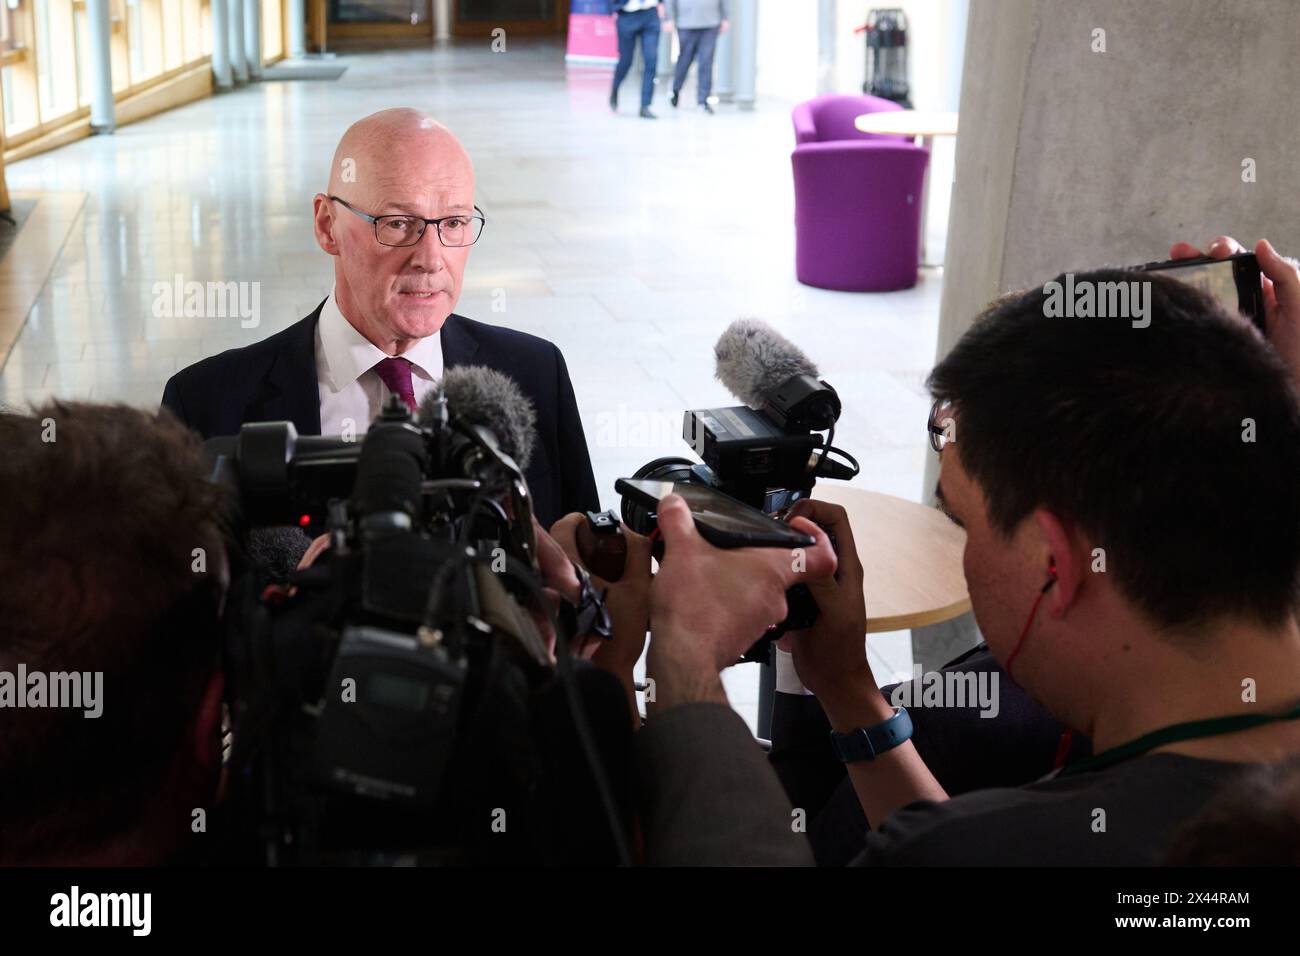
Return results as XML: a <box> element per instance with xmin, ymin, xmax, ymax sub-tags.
<box><xmin>928</xmin><ymin>271</ymin><xmax>1300</xmax><ymax>745</ymax></box>
<box><xmin>0</xmin><ymin>402</ymin><xmax>228</xmax><ymax>864</ymax></box>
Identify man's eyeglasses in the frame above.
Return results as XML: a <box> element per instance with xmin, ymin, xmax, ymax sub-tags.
<box><xmin>928</xmin><ymin>400</ymin><xmax>955</xmax><ymax>452</ymax></box>
<box><xmin>328</xmin><ymin>196</ymin><xmax>486</xmax><ymax>248</ymax></box>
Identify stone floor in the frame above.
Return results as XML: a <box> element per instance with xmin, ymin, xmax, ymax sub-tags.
<box><xmin>1</xmin><ymin>38</ymin><xmax>952</xmax><ymax>728</ymax></box>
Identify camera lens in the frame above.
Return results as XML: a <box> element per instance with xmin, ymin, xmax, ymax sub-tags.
<box><xmin>621</xmin><ymin>457</ymin><xmax>698</xmax><ymax>535</ymax></box>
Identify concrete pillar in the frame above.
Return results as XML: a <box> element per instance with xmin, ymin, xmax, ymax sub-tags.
<box><xmin>229</xmin><ymin>0</ymin><xmax>249</xmax><ymax>82</ymax></box>
<box><xmin>713</xmin><ymin>24</ymin><xmax>734</xmax><ymax>101</ymax></box>
<box><xmin>288</xmin><ymin>0</ymin><xmax>307</xmax><ymax>56</ymax></box>
<box><xmin>85</xmin><ymin>0</ymin><xmax>115</xmax><ymax>131</ymax></box>
<box><xmin>731</xmin><ymin>0</ymin><xmax>757</xmax><ymax>109</ymax></box>
<box><xmin>434</xmin><ymin>0</ymin><xmax>451</xmax><ymax>40</ymax></box>
<box><xmin>244</xmin><ymin>0</ymin><xmax>263</xmax><ymax>80</ymax></box>
<box><xmin>211</xmin><ymin>0</ymin><xmax>233</xmax><ymax>89</ymax></box>
<box><xmin>922</xmin><ymin>0</ymin><xmax>1300</xmax><ymax>506</ymax></box>
<box><xmin>657</xmin><ymin>18</ymin><xmax>674</xmax><ymax>80</ymax></box>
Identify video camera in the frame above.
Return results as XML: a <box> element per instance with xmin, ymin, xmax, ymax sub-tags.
<box><xmin>606</xmin><ymin>320</ymin><xmax>860</xmax><ymax>660</ymax></box>
<box><xmin>204</xmin><ymin>368</ymin><xmax>629</xmax><ymax>866</ymax></box>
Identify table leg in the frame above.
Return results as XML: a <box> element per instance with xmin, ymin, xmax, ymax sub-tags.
<box><xmin>918</xmin><ymin>133</ymin><xmax>934</xmax><ymax>266</ymax></box>
<box><xmin>757</xmin><ymin>648</ymin><xmax>776</xmax><ymax>739</ymax></box>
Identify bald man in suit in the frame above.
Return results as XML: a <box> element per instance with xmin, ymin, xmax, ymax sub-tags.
<box><xmin>162</xmin><ymin>108</ymin><xmax>598</xmax><ymax>527</ymax></box>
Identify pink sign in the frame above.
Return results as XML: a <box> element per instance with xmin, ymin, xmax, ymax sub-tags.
<box><xmin>566</xmin><ymin>11</ymin><xmax>619</xmax><ymax>64</ymax></box>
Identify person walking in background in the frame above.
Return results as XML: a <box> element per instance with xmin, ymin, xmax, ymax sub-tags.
<box><xmin>610</xmin><ymin>1</ymin><xmax>664</xmax><ymax>119</ymax></box>
<box><xmin>668</xmin><ymin>0</ymin><xmax>727</xmax><ymax>113</ymax></box>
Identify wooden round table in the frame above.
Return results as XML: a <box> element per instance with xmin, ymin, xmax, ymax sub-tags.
<box><xmin>853</xmin><ymin>109</ymin><xmax>960</xmax><ymax>141</ymax></box>
<box><xmin>754</xmin><ymin>481</ymin><xmax>971</xmax><ymax>738</ymax></box>
<box><xmin>808</xmin><ymin>481</ymin><xmax>970</xmax><ymax>633</ymax></box>
<box><xmin>854</xmin><ymin>109</ymin><xmax>960</xmax><ymax>266</ymax></box>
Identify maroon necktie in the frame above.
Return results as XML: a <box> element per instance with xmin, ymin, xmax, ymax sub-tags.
<box><xmin>373</xmin><ymin>356</ymin><xmax>417</xmax><ymax>412</ymax></box>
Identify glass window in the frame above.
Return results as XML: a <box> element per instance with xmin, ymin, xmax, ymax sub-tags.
<box><xmin>125</xmin><ymin>0</ymin><xmax>164</xmax><ymax>83</ymax></box>
<box><xmin>181</xmin><ymin>0</ymin><xmax>201</xmax><ymax>60</ymax></box>
<box><xmin>262</xmin><ymin>0</ymin><xmax>282</xmax><ymax>62</ymax></box>
<box><xmin>0</xmin><ymin>0</ymin><xmax>29</xmax><ymax>54</ymax></box>
<box><xmin>74</xmin><ymin>0</ymin><xmax>90</xmax><ymax>105</ymax></box>
<box><xmin>109</xmin><ymin>0</ymin><xmax>130</xmax><ymax>92</ymax></box>
<box><xmin>161</xmin><ymin>0</ymin><xmax>182</xmax><ymax>71</ymax></box>
<box><xmin>34</xmin><ymin>0</ymin><xmax>80</xmax><ymax>124</ymax></box>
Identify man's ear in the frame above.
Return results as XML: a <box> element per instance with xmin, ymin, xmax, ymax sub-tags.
<box><xmin>313</xmin><ymin>193</ymin><xmax>341</xmax><ymax>256</ymax></box>
<box><xmin>1031</xmin><ymin>509</ymin><xmax>1084</xmax><ymax>616</ymax></box>
<box><xmin>192</xmin><ymin>669</ymin><xmax>226</xmax><ymax>788</ymax></box>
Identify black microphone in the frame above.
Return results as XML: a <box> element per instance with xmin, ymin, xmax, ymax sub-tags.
<box><xmin>246</xmin><ymin>526</ymin><xmax>314</xmax><ymax>583</ymax></box>
<box><xmin>417</xmin><ymin>366</ymin><xmax>537</xmax><ymax>470</ymax></box>
<box><xmin>713</xmin><ymin>318</ymin><xmax>841</xmax><ymax>431</ymax></box>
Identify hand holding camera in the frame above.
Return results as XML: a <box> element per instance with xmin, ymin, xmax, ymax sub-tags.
<box><xmin>647</xmin><ymin>494</ymin><xmax>837</xmax><ymax>709</ymax></box>
<box><xmin>776</xmin><ymin>499</ymin><xmax>876</xmax><ymax>717</ymax></box>
<box><xmin>548</xmin><ymin>512</ymin><xmax>655</xmax><ymax>691</ymax></box>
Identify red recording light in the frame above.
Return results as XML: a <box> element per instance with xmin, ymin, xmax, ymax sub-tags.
<box><xmin>299</xmin><ymin>514</ymin><xmax>311</xmax><ymax>527</ymax></box>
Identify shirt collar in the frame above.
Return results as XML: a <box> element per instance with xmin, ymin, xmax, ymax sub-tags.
<box><xmin>317</xmin><ymin>288</ymin><xmax>442</xmax><ymax>392</ymax></box>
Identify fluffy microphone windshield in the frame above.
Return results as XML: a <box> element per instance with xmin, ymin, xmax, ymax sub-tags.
<box><xmin>418</xmin><ymin>365</ymin><xmax>537</xmax><ymax>470</ymax></box>
<box><xmin>247</xmin><ymin>526</ymin><xmax>313</xmax><ymax>583</ymax></box>
<box><xmin>714</xmin><ymin>318</ymin><xmax>821</xmax><ymax>409</ymax></box>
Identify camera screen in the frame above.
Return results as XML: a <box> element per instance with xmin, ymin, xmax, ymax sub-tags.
<box><xmin>621</xmin><ymin>479</ymin><xmax>795</xmax><ymax>536</ymax></box>
<box><xmin>1163</xmin><ymin>260</ymin><xmax>1242</xmax><ymax>317</ymax></box>
<box><xmin>367</xmin><ymin>673</ymin><xmax>432</xmax><ymax>713</ymax></box>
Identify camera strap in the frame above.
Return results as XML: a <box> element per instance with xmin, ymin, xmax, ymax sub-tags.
<box><xmin>562</xmin><ymin>565</ymin><xmax>614</xmax><ymax>643</ymax></box>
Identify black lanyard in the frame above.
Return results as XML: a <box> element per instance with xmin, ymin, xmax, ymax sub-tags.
<box><xmin>1058</xmin><ymin>700</ymin><xmax>1300</xmax><ymax>777</ymax></box>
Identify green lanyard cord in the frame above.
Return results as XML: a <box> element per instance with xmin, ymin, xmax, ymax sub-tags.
<box><xmin>1058</xmin><ymin>699</ymin><xmax>1300</xmax><ymax>777</ymax></box>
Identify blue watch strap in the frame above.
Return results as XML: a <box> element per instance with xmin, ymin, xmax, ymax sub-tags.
<box><xmin>829</xmin><ymin>706</ymin><xmax>914</xmax><ymax>763</ymax></box>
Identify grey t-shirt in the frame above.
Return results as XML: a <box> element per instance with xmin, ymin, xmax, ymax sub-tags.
<box><xmin>855</xmin><ymin>753</ymin><xmax>1252</xmax><ymax>866</ymax></box>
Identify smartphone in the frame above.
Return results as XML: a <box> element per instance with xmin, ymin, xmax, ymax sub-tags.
<box><xmin>614</xmin><ymin>478</ymin><xmax>815</xmax><ymax>550</ymax></box>
<box><xmin>1133</xmin><ymin>252</ymin><xmax>1266</xmax><ymax>332</ymax></box>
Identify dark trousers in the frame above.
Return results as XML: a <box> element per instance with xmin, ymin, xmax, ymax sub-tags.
<box><xmin>612</xmin><ymin>8</ymin><xmax>661</xmax><ymax>109</ymax></box>
<box><xmin>768</xmin><ymin>646</ymin><xmax>1094</xmax><ymax>865</ymax></box>
<box><xmin>673</xmin><ymin>26</ymin><xmax>720</xmax><ymax>103</ymax></box>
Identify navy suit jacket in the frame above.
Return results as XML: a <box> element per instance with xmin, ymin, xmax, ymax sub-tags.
<box><xmin>161</xmin><ymin>301</ymin><xmax>600</xmax><ymax>528</ymax></box>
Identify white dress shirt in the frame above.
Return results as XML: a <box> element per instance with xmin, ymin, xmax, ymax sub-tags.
<box><xmin>315</xmin><ymin>289</ymin><xmax>443</xmax><ymax>436</ymax></box>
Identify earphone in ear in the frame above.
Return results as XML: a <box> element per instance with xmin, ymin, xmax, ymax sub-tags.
<box><xmin>1007</xmin><ymin>559</ymin><xmax>1059</xmax><ymax>684</ymax></box>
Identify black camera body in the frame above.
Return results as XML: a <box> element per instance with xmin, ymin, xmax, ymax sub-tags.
<box><xmin>680</xmin><ymin>371</ymin><xmax>847</xmax><ymax>514</ymax></box>
<box><xmin>209</xmin><ymin>397</ymin><xmax>627</xmax><ymax>865</ymax></box>
<box><xmin>619</xmin><ymin>369</ymin><xmax>858</xmax><ymax>661</ymax></box>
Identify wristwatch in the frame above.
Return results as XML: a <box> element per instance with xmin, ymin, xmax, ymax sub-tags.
<box><xmin>829</xmin><ymin>706</ymin><xmax>914</xmax><ymax>763</ymax></box>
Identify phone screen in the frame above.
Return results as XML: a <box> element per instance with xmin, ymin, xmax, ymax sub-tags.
<box><xmin>1136</xmin><ymin>254</ymin><xmax>1265</xmax><ymax>331</ymax></box>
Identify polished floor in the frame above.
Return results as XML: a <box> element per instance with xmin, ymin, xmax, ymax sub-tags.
<box><xmin>1</xmin><ymin>39</ymin><xmax>950</xmax><ymax>727</ymax></box>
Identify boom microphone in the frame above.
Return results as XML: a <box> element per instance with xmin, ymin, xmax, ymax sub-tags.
<box><xmin>714</xmin><ymin>318</ymin><xmax>821</xmax><ymax>409</ymax></box>
<box><xmin>713</xmin><ymin>319</ymin><xmax>841</xmax><ymax>431</ymax></box>
<box><xmin>418</xmin><ymin>366</ymin><xmax>537</xmax><ymax>470</ymax></box>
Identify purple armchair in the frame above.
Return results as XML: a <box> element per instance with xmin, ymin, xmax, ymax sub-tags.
<box><xmin>792</xmin><ymin>93</ymin><xmax>910</xmax><ymax>146</ymax></box>
<box><xmin>791</xmin><ymin>95</ymin><xmax>930</xmax><ymax>292</ymax></box>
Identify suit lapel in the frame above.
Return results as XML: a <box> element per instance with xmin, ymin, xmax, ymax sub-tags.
<box><xmin>440</xmin><ymin>313</ymin><xmax>480</xmax><ymax>371</ymax></box>
<box><xmin>250</xmin><ymin>299</ymin><xmax>325</xmax><ymax>435</ymax></box>
<box><xmin>249</xmin><ymin>306</ymin><xmax>473</xmax><ymax>436</ymax></box>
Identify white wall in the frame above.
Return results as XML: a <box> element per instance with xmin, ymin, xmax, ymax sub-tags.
<box><xmin>754</xmin><ymin>0</ymin><xmax>968</xmax><ymax>108</ymax></box>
